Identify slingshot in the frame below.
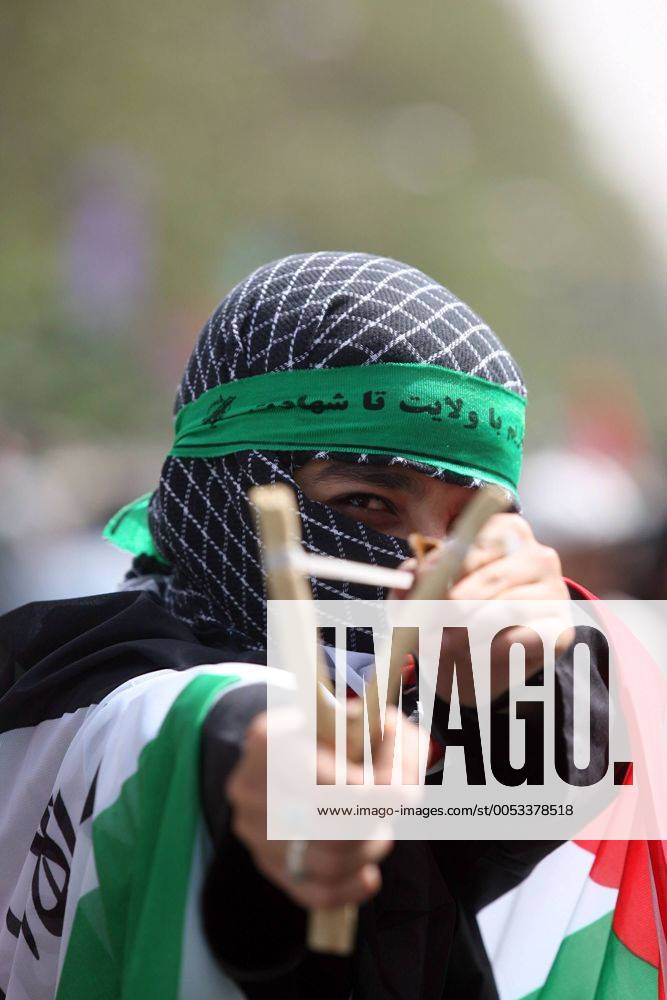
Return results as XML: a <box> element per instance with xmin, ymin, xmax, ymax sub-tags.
<box><xmin>250</xmin><ymin>482</ymin><xmax>509</xmax><ymax>955</ymax></box>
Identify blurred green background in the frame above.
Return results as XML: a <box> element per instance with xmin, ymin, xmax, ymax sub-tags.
<box><xmin>2</xmin><ymin>0</ymin><xmax>665</xmax><ymax>606</ymax></box>
<box><xmin>4</xmin><ymin>0</ymin><xmax>665</xmax><ymax>440</ymax></box>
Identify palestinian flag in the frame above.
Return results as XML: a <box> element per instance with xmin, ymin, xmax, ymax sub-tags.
<box><xmin>478</xmin><ymin>834</ymin><xmax>665</xmax><ymax>998</ymax></box>
<box><xmin>0</xmin><ymin>658</ymin><xmax>285</xmax><ymax>1000</ymax></box>
<box><xmin>479</xmin><ymin>584</ymin><xmax>667</xmax><ymax>999</ymax></box>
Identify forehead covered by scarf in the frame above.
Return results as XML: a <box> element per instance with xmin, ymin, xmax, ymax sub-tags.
<box><xmin>108</xmin><ymin>251</ymin><xmax>527</xmax><ymax>652</ymax></box>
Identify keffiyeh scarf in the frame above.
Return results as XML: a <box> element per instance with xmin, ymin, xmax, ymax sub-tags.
<box><xmin>136</xmin><ymin>251</ymin><xmax>526</xmax><ymax>652</ymax></box>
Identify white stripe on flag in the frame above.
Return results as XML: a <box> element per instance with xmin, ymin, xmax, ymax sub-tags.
<box><xmin>478</xmin><ymin>842</ymin><xmax>618</xmax><ymax>1000</ymax></box>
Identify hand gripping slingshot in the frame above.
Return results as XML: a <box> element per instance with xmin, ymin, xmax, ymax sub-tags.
<box><xmin>250</xmin><ymin>483</ymin><xmax>509</xmax><ymax>955</ymax></box>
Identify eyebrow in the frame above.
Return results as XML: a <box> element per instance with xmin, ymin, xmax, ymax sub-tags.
<box><xmin>309</xmin><ymin>462</ymin><xmax>426</xmax><ymax>496</ymax></box>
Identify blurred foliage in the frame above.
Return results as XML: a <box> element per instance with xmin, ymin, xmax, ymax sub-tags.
<box><xmin>2</xmin><ymin>0</ymin><xmax>665</xmax><ymax>447</ymax></box>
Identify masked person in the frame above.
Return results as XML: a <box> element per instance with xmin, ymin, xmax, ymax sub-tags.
<box><xmin>0</xmin><ymin>253</ymin><xmax>609</xmax><ymax>999</ymax></box>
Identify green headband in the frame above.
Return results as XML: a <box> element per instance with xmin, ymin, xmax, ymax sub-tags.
<box><xmin>104</xmin><ymin>363</ymin><xmax>526</xmax><ymax>559</ymax></box>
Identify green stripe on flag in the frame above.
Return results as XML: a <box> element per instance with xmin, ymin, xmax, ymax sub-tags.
<box><xmin>56</xmin><ymin>673</ymin><xmax>240</xmax><ymax>1000</ymax></box>
<box><xmin>521</xmin><ymin>918</ymin><xmax>657</xmax><ymax>1000</ymax></box>
<box><xmin>596</xmin><ymin>930</ymin><xmax>658</xmax><ymax>1000</ymax></box>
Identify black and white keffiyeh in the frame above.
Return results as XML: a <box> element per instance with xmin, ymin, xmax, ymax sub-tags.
<box><xmin>145</xmin><ymin>251</ymin><xmax>526</xmax><ymax>652</ymax></box>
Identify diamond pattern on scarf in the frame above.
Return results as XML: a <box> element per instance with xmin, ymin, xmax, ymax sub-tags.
<box><xmin>148</xmin><ymin>252</ymin><xmax>526</xmax><ymax>652</ymax></box>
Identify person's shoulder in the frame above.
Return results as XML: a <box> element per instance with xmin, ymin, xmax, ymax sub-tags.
<box><xmin>0</xmin><ymin>590</ymin><xmax>168</xmax><ymax>671</ymax></box>
<box><xmin>0</xmin><ymin>590</ymin><xmax>231</xmax><ymax>727</ymax></box>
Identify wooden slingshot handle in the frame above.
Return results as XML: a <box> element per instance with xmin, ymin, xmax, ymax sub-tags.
<box><xmin>250</xmin><ymin>482</ymin><xmax>510</xmax><ymax>956</ymax></box>
<box><xmin>250</xmin><ymin>484</ymin><xmax>357</xmax><ymax>955</ymax></box>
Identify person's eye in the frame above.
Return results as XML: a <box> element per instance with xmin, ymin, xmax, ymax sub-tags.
<box><xmin>330</xmin><ymin>492</ymin><xmax>398</xmax><ymax>514</ymax></box>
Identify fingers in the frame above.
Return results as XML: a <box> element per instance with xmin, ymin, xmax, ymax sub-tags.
<box><xmin>449</xmin><ymin>551</ymin><xmax>540</xmax><ymax>601</ymax></box>
<box><xmin>393</xmin><ymin>515</ymin><xmax>539</xmax><ymax>600</ymax></box>
<box><xmin>304</xmin><ymin>839</ymin><xmax>393</xmax><ymax>880</ymax></box>
<box><xmin>241</xmin><ymin>834</ymin><xmax>391</xmax><ymax>910</ymax></box>
<box><xmin>450</xmin><ymin>540</ymin><xmax>563</xmax><ymax>601</ymax></box>
<box><xmin>473</xmin><ymin>513</ymin><xmax>533</xmax><ymax>547</ymax></box>
<box><xmin>268</xmin><ymin>839</ymin><xmax>392</xmax><ymax>909</ymax></box>
<box><xmin>482</xmin><ymin>577</ymin><xmax>571</xmax><ymax>604</ymax></box>
<box><xmin>265</xmin><ymin>859</ymin><xmax>384</xmax><ymax>910</ymax></box>
<box><xmin>227</xmin><ymin>709</ymin><xmax>397</xmax><ymax>910</ymax></box>
<box><xmin>459</xmin><ymin>536</ymin><xmax>523</xmax><ymax>577</ymax></box>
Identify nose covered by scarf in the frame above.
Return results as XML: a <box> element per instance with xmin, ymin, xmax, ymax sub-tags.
<box><xmin>132</xmin><ymin>252</ymin><xmax>527</xmax><ymax>653</ymax></box>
